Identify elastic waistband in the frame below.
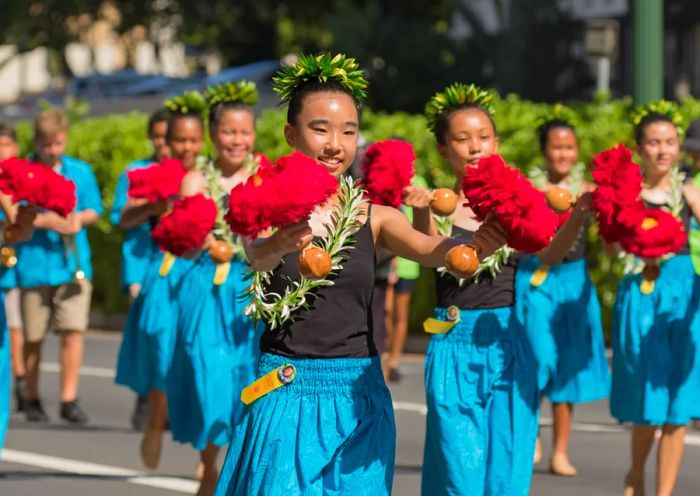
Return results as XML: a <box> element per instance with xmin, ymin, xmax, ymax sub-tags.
<box><xmin>519</xmin><ymin>256</ymin><xmax>586</xmax><ymax>272</ymax></box>
<box><xmin>433</xmin><ymin>306</ymin><xmax>515</xmax><ymax>343</ymax></box>
<box><xmin>257</xmin><ymin>353</ymin><xmax>385</xmax><ymax>396</ymax></box>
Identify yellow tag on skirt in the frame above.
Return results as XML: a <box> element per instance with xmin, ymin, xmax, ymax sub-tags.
<box><xmin>241</xmin><ymin>364</ymin><xmax>297</xmax><ymax>405</ymax></box>
<box><xmin>530</xmin><ymin>265</ymin><xmax>550</xmax><ymax>287</ymax></box>
<box><xmin>640</xmin><ymin>278</ymin><xmax>656</xmax><ymax>295</ymax></box>
<box><xmin>423</xmin><ymin>306</ymin><xmax>461</xmax><ymax>334</ymax></box>
<box><xmin>158</xmin><ymin>252</ymin><xmax>176</xmax><ymax>277</ymax></box>
<box><xmin>213</xmin><ymin>262</ymin><xmax>230</xmax><ymax>286</ymax></box>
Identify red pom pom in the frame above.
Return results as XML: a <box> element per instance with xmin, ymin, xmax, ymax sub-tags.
<box><xmin>360</xmin><ymin>139</ymin><xmax>415</xmax><ymax>208</ymax></box>
<box><xmin>591</xmin><ymin>145</ymin><xmax>645</xmax><ymax>242</ymax></box>
<box><xmin>127</xmin><ymin>158</ymin><xmax>187</xmax><ymax>202</ymax></box>
<box><xmin>225</xmin><ymin>151</ymin><xmax>338</xmax><ymax>238</ymax></box>
<box><xmin>461</xmin><ymin>154</ymin><xmax>558</xmax><ymax>253</ymax></box>
<box><xmin>151</xmin><ymin>193</ymin><xmax>217</xmax><ymax>256</ymax></box>
<box><xmin>619</xmin><ymin>209</ymin><xmax>687</xmax><ymax>259</ymax></box>
<box><xmin>0</xmin><ymin>158</ymin><xmax>77</xmax><ymax>216</ymax></box>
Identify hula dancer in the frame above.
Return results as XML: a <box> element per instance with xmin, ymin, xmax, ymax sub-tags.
<box><xmin>164</xmin><ymin>80</ymin><xmax>263</xmax><ymax>496</ymax></box>
<box><xmin>515</xmin><ymin>113</ymin><xmax>610</xmax><ymax>475</ymax></box>
<box><xmin>413</xmin><ymin>83</ymin><xmax>592</xmax><ymax>495</ymax></box>
<box><xmin>113</xmin><ymin>91</ymin><xmax>205</xmax><ymax>469</ymax></box>
<box><xmin>215</xmin><ymin>54</ymin><xmax>505</xmax><ymax>495</ymax></box>
<box><xmin>608</xmin><ymin>103</ymin><xmax>700</xmax><ymax>496</ymax></box>
<box><xmin>110</xmin><ymin>109</ymin><xmax>169</xmax><ymax>431</ymax></box>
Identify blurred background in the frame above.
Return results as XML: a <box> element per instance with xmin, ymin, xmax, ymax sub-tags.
<box><xmin>2</xmin><ymin>0</ymin><xmax>700</xmax><ymax>340</ymax></box>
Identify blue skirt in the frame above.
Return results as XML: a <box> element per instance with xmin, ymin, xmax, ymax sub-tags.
<box><xmin>611</xmin><ymin>255</ymin><xmax>700</xmax><ymax>425</ymax></box>
<box><xmin>215</xmin><ymin>353</ymin><xmax>395</xmax><ymax>496</ymax></box>
<box><xmin>115</xmin><ymin>252</ymin><xmax>193</xmax><ymax>395</ymax></box>
<box><xmin>0</xmin><ymin>292</ymin><xmax>8</xmax><ymax>453</ymax></box>
<box><xmin>515</xmin><ymin>257</ymin><xmax>610</xmax><ymax>403</ymax></box>
<box><xmin>166</xmin><ymin>255</ymin><xmax>262</xmax><ymax>451</ymax></box>
<box><xmin>422</xmin><ymin>306</ymin><xmax>539</xmax><ymax>496</ymax></box>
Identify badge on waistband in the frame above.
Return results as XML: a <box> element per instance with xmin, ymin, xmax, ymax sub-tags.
<box><xmin>159</xmin><ymin>252</ymin><xmax>176</xmax><ymax>277</ymax></box>
<box><xmin>530</xmin><ymin>265</ymin><xmax>550</xmax><ymax>287</ymax></box>
<box><xmin>423</xmin><ymin>306</ymin><xmax>461</xmax><ymax>335</ymax></box>
<box><xmin>241</xmin><ymin>364</ymin><xmax>297</xmax><ymax>405</ymax></box>
<box><xmin>213</xmin><ymin>261</ymin><xmax>230</xmax><ymax>286</ymax></box>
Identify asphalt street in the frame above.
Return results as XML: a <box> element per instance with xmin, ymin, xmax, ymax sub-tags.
<box><xmin>2</xmin><ymin>332</ymin><xmax>700</xmax><ymax>495</ymax></box>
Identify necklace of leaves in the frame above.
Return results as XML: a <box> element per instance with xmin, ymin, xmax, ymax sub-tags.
<box><xmin>243</xmin><ymin>175</ymin><xmax>365</xmax><ymax>329</ymax></box>
<box><xmin>197</xmin><ymin>156</ymin><xmax>248</xmax><ymax>261</ymax></box>
<box><xmin>434</xmin><ymin>215</ymin><xmax>515</xmax><ymax>285</ymax></box>
<box><xmin>619</xmin><ymin>165</ymin><xmax>686</xmax><ymax>274</ymax></box>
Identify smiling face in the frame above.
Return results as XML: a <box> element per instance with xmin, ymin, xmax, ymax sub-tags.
<box><xmin>543</xmin><ymin>127</ymin><xmax>579</xmax><ymax>179</ymax></box>
<box><xmin>211</xmin><ymin>108</ymin><xmax>256</xmax><ymax>169</ymax></box>
<box><xmin>637</xmin><ymin>121</ymin><xmax>679</xmax><ymax>177</ymax></box>
<box><xmin>167</xmin><ymin>116</ymin><xmax>204</xmax><ymax>170</ymax></box>
<box><xmin>284</xmin><ymin>91</ymin><xmax>359</xmax><ymax>177</ymax></box>
<box><xmin>438</xmin><ymin>108</ymin><xmax>499</xmax><ymax>178</ymax></box>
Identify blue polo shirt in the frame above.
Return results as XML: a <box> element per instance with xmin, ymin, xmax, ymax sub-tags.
<box><xmin>109</xmin><ymin>158</ymin><xmax>159</xmax><ymax>291</ymax></box>
<box><xmin>15</xmin><ymin>155</ymin><xmax>103</xmax><ymax>288</ymax></box>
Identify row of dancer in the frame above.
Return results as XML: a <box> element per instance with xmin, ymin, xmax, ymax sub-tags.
<box><xmin>1</xmin><ymin>51</ymin><xmax>699</xmax><ymax>496</ymax></box>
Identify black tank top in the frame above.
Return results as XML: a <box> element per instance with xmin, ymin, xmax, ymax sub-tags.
<box><xmin>562</xmin><ymin>216</ymin><xmax>589</xmax><ymax>263</ymax></box>
<box><xmin>260</xmin><ymin>213</ymin><xmax>377</xmax><ymax>358</ymax></box>
<box><xmin>434</xmin><ymin>226</ymin><xmax>517</xmax><ymax>310</ymax></box>
<box><xmin>643</xmin><ymin>197</ymin><xmax>691</xmax><ymax>255</ymax></box>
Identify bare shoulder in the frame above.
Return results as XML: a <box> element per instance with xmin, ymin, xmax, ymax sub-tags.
<box><xmin>181</xmin><ymin>169</ymin><xmax>207</xmax><ymax>196</ymax></box>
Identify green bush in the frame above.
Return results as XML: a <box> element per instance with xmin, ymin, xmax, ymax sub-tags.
<box><xmin>11</xmin><ymin>94</ymin><xmax>700</xmax><ymax>338</ymax></box>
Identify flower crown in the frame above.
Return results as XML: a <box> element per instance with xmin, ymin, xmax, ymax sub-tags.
<box><xmin>632</xmin><ymin>99</ymin><xmax>685</xmax><ymax>138</ymax></box>
<box><xmin>205</xmin><ymin>80</ymin><xmax>259</xmax><ymax>108</ymax></box>
<box><xmin>425</xmin><ymin>83</ymin><xmax>495</xmax><ymax>136</ymax></box>
<box><xmin>272</xmin><ymin>53</ymin><xmax>368</xmax><ymax>105</ymax></box>
<box><xmin>164</xmin><ymin>90</ymin><xmax>208</xmax><ymax>116</ymax></box>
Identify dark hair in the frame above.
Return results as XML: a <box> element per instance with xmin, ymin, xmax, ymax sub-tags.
<box><xmin>635</xmin><ymin>113</ymin><xmax>676</xmax><ymax>144</ymax></box>
<box><xmin>165</xmin><ymin>111</ymin><xmax>204</xmax><ymax>142</ymax></box>
<box><xmin>148</xmin><ymin>109</ymin><xmax>169</xmax><ymax>135</ymax></box>
<box><xmin>538</xmin><ymin>119</ymin><xmax>577</xmax><ymax>150</ymax></box>
<box><xmin>434</xmin><ymin>104</ymin><xmax>497</xmax><ymax>145</ymax></box>
<box><xmin>0</xmin><ymin>122</ymin><xmax>17</xmax><ymax>141</ymax></box>
<box><xmin>286</xmin><ymin>80</ymin><xmax>360</xmax><ymax>124</ymax></box>
<box><xmin>208</xmin><ymin>101</ymin><xmax>255</xmax><ymax>129</ymax></box>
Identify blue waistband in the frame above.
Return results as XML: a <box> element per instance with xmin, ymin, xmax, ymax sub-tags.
<box><xmin>519</xmin><ymin>256</ymin><xmax>587</xmax><ymax>274</ymax></box>
<box><xmin>257</xmin><ymin>353</ymin><xmax>385</xmax><ymax>396</ymax></box>
<box><xmin>433</xmin><ymin>306</ymin><xmax>515</xmax><ymax>343</ymax></box>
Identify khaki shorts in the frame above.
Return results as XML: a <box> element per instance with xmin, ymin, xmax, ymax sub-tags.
<box><xmin>21</xmin><ymin>280</ymin><xmax>93</xmax><ymax>342</ymax></box>
<box><xmin>5</xmin><ymin>287</ymin><xmax>23</xmax><ymax>329</ymax></box>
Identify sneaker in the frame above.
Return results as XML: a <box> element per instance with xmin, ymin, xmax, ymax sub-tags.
<box><xmin>387</xmin><ymin>368</ymin><xmax>402</xmax><ymax>383</ymax></box>
<box><xmin>14</xmin><ymin>376</ymin><xmax>26</xmax><ymax>412</ymax></box>
<box><xmin>24</xmin><ymin>398</ymin><xmax>49</xmax><ymax>422</ymax></box>
<box><xmin>131</xmin><ymin>395</ymin><xmax>150</xmax><ymax>432</ymax></box>
<box><xmin>60</xmin><ymin>399</ymin><xmax>89</xmax><ymax>424</ymax></box>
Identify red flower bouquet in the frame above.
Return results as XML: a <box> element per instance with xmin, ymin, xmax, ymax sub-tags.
<box><xmin>461</xmin><ymin>154</ymin><xmax>558</xmax><ymax>253</ymax></box>
<box><xmin>360</xmin><ymin>139</ymin><xmax>415</xmax><ymax>208</ymax></box>
<box><xmin>591</xmin><ymin>145</ymin><xmax>645</xmax><ymax>243</ymax></box>
<box><xmin>0</xmin><ymin>158</ymin><xmax>76</xmax><ymax>216</ymax></box>
<box><xmin>151</xmin><ymin>193</ymin><xmax>217</xmax><ymax>255</ymax></box>
<box><xmin>225</xmin><ymin>151</ymin><xmax>338</xmax><ymax>239</ymax></box>
<box><xmin>619</xmin><ymin>208</ymin><xmax>687</xmax><ymax>259</ymax></box>
<box><xmin>127</xmin><ymin>158</ymin><xmax>187</xmax><ymax>202</ymax></box>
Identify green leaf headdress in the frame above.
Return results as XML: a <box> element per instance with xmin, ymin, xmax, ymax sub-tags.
<box><xmin>425</xmin><ymin>83</ymin><xmax>495</xmax><ymax>136</ymax></box>
<box><xmin>205</xmin><ymin>80</ymin><xmax>259</xmax><ymax>108</ymax></box>
<box><xmin>272</xmin><ymin>53</ymin><xmax>368</xmax><ymax>105</ymax></box>
<box><xmin>632</xmin><ymin>99</ymin><xmax>685</xmax><ymax>139</ymax></box>
<box><xmin>164</xmin><ymin>90</ymin><xmax>208</xmax><ymax>117</ymax></box>
<box><xmin>536</xmin><ymin>103</ymin><xmax>579</xmax><ymax>132</ymax></box>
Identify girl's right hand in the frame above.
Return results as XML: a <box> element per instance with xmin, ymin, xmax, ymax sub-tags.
<box><xmin>271</xmin><ymin>219</ymin><xmax>313</xmax><ymax>255</ymax></box>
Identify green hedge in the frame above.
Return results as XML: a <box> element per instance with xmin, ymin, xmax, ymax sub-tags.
<box><xmin>13</xmin><ymin>94</ymin><xmax>700</xmax><ymax>337</ymax></box>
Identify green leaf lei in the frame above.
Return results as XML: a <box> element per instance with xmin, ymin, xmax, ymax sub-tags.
<box><xmin>425</xmin><ymin>83</ymin><xmax>494</xmax><ymax>136</ymax></box>
<box><xmin>272</xmin><ymin>53</ymin><xmax>368</xmax><ymax>105</ymax></box>
<box><xmin>243</xmin><ymin>176</ymin><xmax>365</xmax><ymax>329</ymax></box>
<box><xmin>435</xmin><ymin>216</ymin><xmax>515</xmax><ymax>283</ymax></box>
